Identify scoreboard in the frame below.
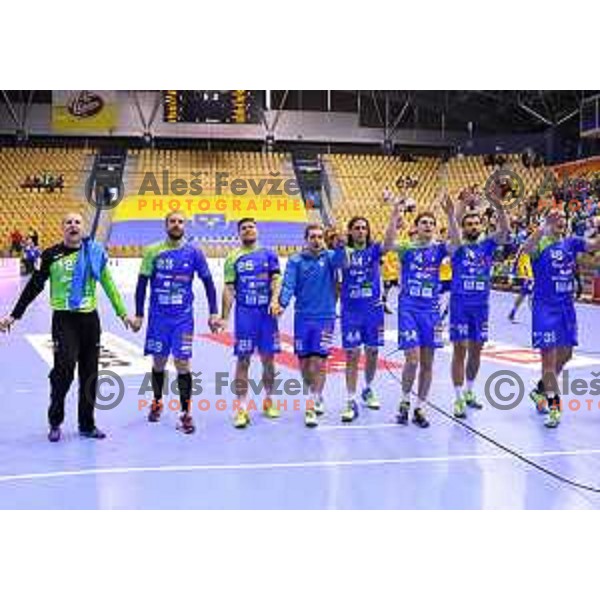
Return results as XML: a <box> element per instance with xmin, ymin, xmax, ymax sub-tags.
<box><xmin>163</xmin><ymin>90</ymin><xmax>262</xmax><ymax>124</ymax></box>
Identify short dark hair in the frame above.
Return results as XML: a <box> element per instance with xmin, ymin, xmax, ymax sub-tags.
<box><xmin>461</xmin><ymin>211</ymin><xmax>482</xmax><ymax>227</ymax></box>
<box><xmin>237</xmin><ymin>217</ymin><xmax>256</xmax><ymax>231</ymax></box>
<box><xmin>414</xmin><ymin>211</ymin><xmax>436</xmax><ymax>226</ymax></box>
<box><xmin>304</xmin><ymin>224</ymin><xmax>324</xmax><ymax>239</ymax></box>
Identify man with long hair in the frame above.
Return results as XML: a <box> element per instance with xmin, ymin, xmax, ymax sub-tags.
<box><xmin>338</xmin><ymin>216</ymin><xmax>385</xmax><ymax>422</ymax></box>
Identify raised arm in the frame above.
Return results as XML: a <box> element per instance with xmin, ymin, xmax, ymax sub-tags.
<box><xmin>383</xmin><ymin>202</ymin><xmax>405</xmax><ymax>253</ymax></box>
<box><xmin>454</xmin><ymin>188</ymin><xmax>473</xmax><ymax>225</ymax></box>
<box><xmin>493</xmin><ymin>201</ymin><xmax>511</xmax><ymax>244</ymax></box>
<box><xmin>487</xmin><ymin>188</ymin><xmax>511</xmax><ymax>245</ymax></box>
<box><xmin>441</xmin><ymin>191</ymin><xmax>460</xmax><ymax>254</ymax></box>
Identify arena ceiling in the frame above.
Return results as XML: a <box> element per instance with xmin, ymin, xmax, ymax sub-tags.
<box><xmin>2</xmin><ymin>90</ymin><xmax>599</xmax><ymax>137</ymax></box>
<box><xmin>363</xmin><ymin>90</ymin><xmax>600</xmax><ymax>134</ymax></box>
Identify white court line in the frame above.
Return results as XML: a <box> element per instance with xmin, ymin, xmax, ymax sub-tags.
<box><xmin>127</xmin><ymin>383</ymin><xmax>218</xmax><ymax>390</ymax></box>
<box><xmin>319</xmin><ymin>423</ymin><xmax>399</xmax><ymax>431</ymax></box>
<box><xmin>1</xmin><ymin>447</ymin><xmax>600</xmax><ymax>485</ymax></box>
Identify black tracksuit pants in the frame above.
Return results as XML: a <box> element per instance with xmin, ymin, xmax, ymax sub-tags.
<box><xmin>48</xmin><ymin>310</ymin><xmax>101</xmax><ymax>431</ymax></box>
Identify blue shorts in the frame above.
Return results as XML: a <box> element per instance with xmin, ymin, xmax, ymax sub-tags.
<box><xmin>398</xmin><ymin>306</ymin><xmax>443</xmax><ymax>350</ymax></box>
<box><xmin>341</xmin><ymin>305</ymin><xmax>384</xmax><ymax>349</ymax></box>
<box><xmin>234</xmin><ymin>305</ymin><xmax>280</xmax><ymax>357</ymax></box>
<box><xmin>294</xmin><ymin>316</ymin><xmax>335</xmax><ymax>358</ymax></box>
<box><xmin>449</xmin><ymin>297</ymin><xmax>489</xmax><ymax>343</ymax></box>
<box><xmin>440</xmin><ymin>280</ymin><xmax>451</xmax><ymax>294</ymax></box>
<box><xmin>532</xmin><ymin>300</ymin><xmax>578</xmax><ymax>349</ymax></box>
<box><xmin>145</xmin><ymin>311</ymin><xmax>194</xmax><ymax>359</ymax></box>
<box><xmin>520</xmin><ymin>278</ymin><xmax>533</xmax><ymax>295</ymax></box>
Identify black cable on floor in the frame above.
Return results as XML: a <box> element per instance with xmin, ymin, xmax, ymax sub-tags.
<box><xmin>382</xmin><ymin>348</ymin><xmax>600</xmax><ymax>494</ymax></box>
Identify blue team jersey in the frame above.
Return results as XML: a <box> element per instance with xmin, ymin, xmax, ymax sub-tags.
<box><xmin>341</xmin><ymin>243</ymin><xmax>383</xmax><ymax>310</ymax></box>
<box><xmin>573</xmin><ymin>219</ymin><xmax>586</xmax><ymax>237</ymax></box>
<box><xmin>224</xmin><ymin>246</ymin><xmax>280</xmax><ymax>308</ymax></box>
<box><xmin>140</xmin><ymin>240</ymin><xmax>211</xmax><ymax>316</ymax></box>
<box><xmin>531</xmin><ymin>236</ymin><xmax>587</xmax><ymax>305</ymax></box>
<box><xmin>24</xmin><ymin>246</ymin><xmax>41</xmax><ymax>262</ymax></box>
<box><xmin>280</xmin><ymin>248</ymin><xmax>343</xmax><ymax>318</ymax></box>
<box><xmin>450</xmin><ymin>237</ymin><xmax>498</xmax><ymax>304</ymax></box>
<box><xmin>396</xmin><ymin>241</ymin><xmax>448</xmax><ymax>311</ymax></box>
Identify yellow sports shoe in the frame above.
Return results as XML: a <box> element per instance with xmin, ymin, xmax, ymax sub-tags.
<box><xmin>263</xmin><ymin>399</ymin><xmax>281</xmax><ymax>419</ymax></box>
<box><xmin>233</xmin><ymin>408</ymin><xmax>251</xmax><ymax>429</ymax></box>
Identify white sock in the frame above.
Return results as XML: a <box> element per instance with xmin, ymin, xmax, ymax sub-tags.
<box><xmin>348</xmin><ymin>392</ymin><xmax>357</xmax><ymax>404</ymax></box>
<box><xmin>402</xmin><ymin>390</ymin><xmax>411</xmax><ymax>404</ymax></box>
<box><xmin>454</xmin><ymin>386</ymin><xmax>463</xmax><ymax>401</ymax></box>
<box><xmin>466</xmin><ymin>380</ymin><xmax>474</xmax><ymax>393</ymax></box>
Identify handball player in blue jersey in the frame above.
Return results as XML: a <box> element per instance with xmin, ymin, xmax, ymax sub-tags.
<box><xmin>508</xmin><ymin>246</ymin><xmax>534</xmax><ymax>323</ymax></box>
<box><xmin>444</xmin><ymin>191</ymin><xmax>510</xmax><ymax>418</ymax></box>
<box><xmin>131</xmin><ymin>211</ymin><xmax>220</xmax><ymax>434</ymax></box>
<box><xmin>220</xmin><ymin>218</ymin><xmax>283</xmax><ymax>429</ymax></box>
<box><xmin>338</xmin><ymin>216</ymin><xmax>385</xmax><ymax>423</ymax></box>
<box><xmin>383</xmin><ymin>200</ymin><xmax>448</xmax><ymax>428</ymax></box>
<box><xmin>279</xmin><ymin>224</ymin><xmax>344</xmax><ymax>428</ymax></box>
<box><xmin>522</xmin><ymin>209</ymin><xmax>600</xmax><ymax>427</ymax></box>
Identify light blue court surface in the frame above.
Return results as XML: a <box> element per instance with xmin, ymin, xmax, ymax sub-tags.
<box><xmin>2</xmin><ymin>270</ymin><xmax>600</xmax><ymax>509</ymax></box>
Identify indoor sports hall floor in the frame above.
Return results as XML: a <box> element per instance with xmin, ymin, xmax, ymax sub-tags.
<box><xmin>2</xmin><ymin>261</ymin><xmax>600</xmax><ymax>509</ymax></box>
